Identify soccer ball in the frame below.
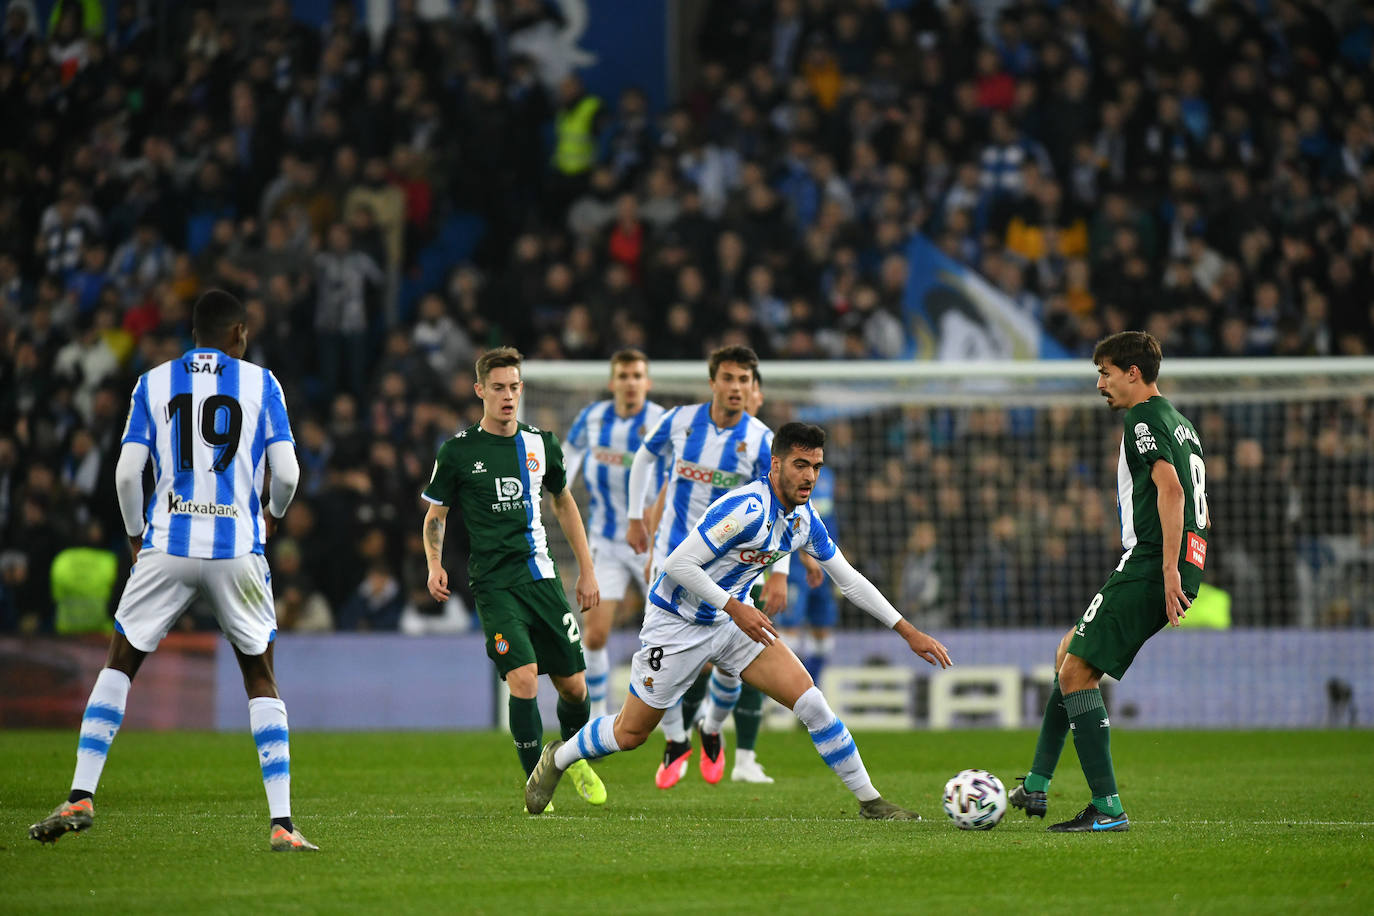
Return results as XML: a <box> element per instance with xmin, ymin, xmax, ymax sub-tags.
<box><xmin>941</xmin><ymin>769</ymin><xmax>1008</xmax><ymax>830</ymax></box>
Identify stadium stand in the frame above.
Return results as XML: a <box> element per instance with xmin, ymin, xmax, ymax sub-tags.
<box><xmin>1</xmin><ymin>0</ymin><xmax>1372</xmax><ymax>635</ymax></box>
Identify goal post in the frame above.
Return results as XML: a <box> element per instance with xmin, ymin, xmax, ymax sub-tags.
<box><xmin>521</xmin><ymin>357</ymin><xmax>1374</xmax><ymax>631</ymax></box>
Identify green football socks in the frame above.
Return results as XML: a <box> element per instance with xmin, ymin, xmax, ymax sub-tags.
<box><xmin>732</xmin><ymin>684</ymin><xmax>765</xmax><ymax>752</ymax></box>
<box><xmin>1063</xmin><ymin>688</ymin><xmax>1125</xmax><ymax>816</ymax></box>
<box><xmin>508</xmin><ymin>696</ymin><xmax>543</xmax><ymax>777</ymax></box>
<box><xmin>1025</xmin><ymin>676</ymin><xmax>1069</xmax><ymax>793</ymax></box>
<box><xmin>557</xmin><ymin>695</ymin><xmax>590</xmax><ymax>741</ymax></box>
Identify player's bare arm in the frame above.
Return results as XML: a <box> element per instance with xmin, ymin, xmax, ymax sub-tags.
<box><xmin>1152</xmin><ymin>458</ymin><xmax>1192</xmax><ymax>627</ymax></box>
<box><xmin>552</xmin><ymin>486</ymin><xmax>600</xmax><ymax>611</ymax></box>
<box><xmin>422</xmin><ymin>502</ymin><xmax>450</xmax><ymax>603</ymax></box>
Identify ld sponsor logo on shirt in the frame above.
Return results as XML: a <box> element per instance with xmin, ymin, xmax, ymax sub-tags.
<box><xmin>495</xmin><ymin>477</ymin><xmax>525</xmax><ymax>501</ymax></box>
<box><xmin>1186</xmin><ymin>531</ymin><xmax>1207</xmax><ymax>569</ymax></box>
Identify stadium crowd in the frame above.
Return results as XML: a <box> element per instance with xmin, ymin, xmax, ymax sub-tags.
<box><xmin>1</xmin><ymin>0</ymin><xmax>1372</xmax><ymax>635</ymax></box>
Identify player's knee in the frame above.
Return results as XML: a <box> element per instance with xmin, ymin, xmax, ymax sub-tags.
<box><xmin>506</xmin><ymin>666</ymin><xmax>539</xmax><ymax>698</ymax></box>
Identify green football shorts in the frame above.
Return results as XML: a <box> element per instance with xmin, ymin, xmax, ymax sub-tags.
<box><xmin>1066</xmin><ymin>570</ymin><xmax>1187</xmax><ymax>681</ymax></box>
<box><xmin>473</xmin><ymin>578</ymin><xmax>585</xmax><ymax>678</ymax></box>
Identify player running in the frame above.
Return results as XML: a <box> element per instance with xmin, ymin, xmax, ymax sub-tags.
<box><xmin>625</xmin><ymin>346</ymin><xmax>788</xmax><ymax>788</ymax></box>
<box><xmin>29</xmin><ymin>290</ymin><xmax>315</xmax><ymax>852</ymax></box>
<box><xmin>525</xmin><ymin>421</ymin><xmax>952</xmax><ymax>819</ymax></box>
<box><xmin>1009</xmin><ymin>331</ymin><xmax>1209</xmax><ymax>832</ymax></box>
<box><xmin>421</xmin><ymin>346</ymin><xmax>606</xmax><ymax>810</ymax></box>
<box><xmin>562</xmin><ymin>349</ymin><xmax>667</xmax><ymax>718</ymax></box>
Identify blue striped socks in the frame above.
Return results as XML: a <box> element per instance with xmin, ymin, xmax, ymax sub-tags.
<box><xmin>249</xmin><ymin>697</ymin><xmax>292</xmax><ymax>820</ymax></box>
<box><xmin>701</xmin><ymin>670</ymin><xmax>742</xmax><ymax>734</ymax></box>
<box><xmin>584</xmin><ymin>646</ymin><xmax>610</xmax><ymax>718</ymax></box>
<box><xmin>792</xmin><ymin>686</ymin><xmax>879</xmax><ymax>802</ymax></box>
<box><xmin>555</xmin><ymin>715</ymin><xmax>620</xmax><ymax>770</ymax></box>
<box><xmin>71</xmin><ymin>668</ymin><xmax>130</xmax><ymax>795</ymax></box>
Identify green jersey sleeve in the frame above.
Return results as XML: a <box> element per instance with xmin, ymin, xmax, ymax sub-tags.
<box><xmin>1126</xmin><ymin>409</ymin><xmax>1173</xmax><ymax>468</ymax></box>
<box><xmin>422</xmin><ymin>438</ymin><xmax>463</xmax><ymax>506</ymax></box>
<box><xmin>542</xmin><ymin>430</ymin><xmax>567</xmax><ymax>496</ymax></box>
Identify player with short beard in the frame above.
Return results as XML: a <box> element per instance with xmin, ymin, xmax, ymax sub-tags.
<box><xmin>526</xmin><ymin>422</ymin><xmax>952</xmax><ymax>820</ymax></box>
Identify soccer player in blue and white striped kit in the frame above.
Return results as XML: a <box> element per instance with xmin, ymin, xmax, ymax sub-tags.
<box><xmin>562</xmin><ymin>349</ymin><xmax>668</xmax><ymax>719</ymax></box>
<box><xmin>625</xmin><ymin>346</ymin><xmax>792</xmax><ymax>788</ymax></box>
<box><xmin>29</xmin><ymin>290</ymin><xmax>317</xmax><ymax>852</ymax></box>
<box><xmin>527</xmin><ymin>422</ymin><xmax>953</xmax><ymax>819</ymax></box>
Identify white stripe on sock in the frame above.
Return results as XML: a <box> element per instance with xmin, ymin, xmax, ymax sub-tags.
<box><xmin>72</xmin><ymin>668</ymin><xmax>131</xmax><ymax>794</ymax></box>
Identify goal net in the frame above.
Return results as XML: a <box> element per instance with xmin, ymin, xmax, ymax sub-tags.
<box><xmin>522</xmin><ymin>357</ymin><xmax>1374</xmax><ymax>632</ymax></box>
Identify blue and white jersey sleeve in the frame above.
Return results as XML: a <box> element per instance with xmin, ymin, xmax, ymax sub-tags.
<box><xmin>121</xmin><ymin>375</ymin><xmax>154</xmax><ymax>447</ymax></box>
<box><xmin>697</xmin><ymin>493</ymin><xmax>769</xmax><ymax>557</ymax></box>
<box><xmin>263</xmin><ymin>371</ymin><xmax>294</xmax><ymax>447</ymax></box>
<box><xmin>803</xmin><ymin>505</ymin><xmax>838</xmax><ymax>561</ymax></box>
<box><xmin>752</xmin><ymin>426</ymin><xmax>774</xmax><ymax>480</ymax></box>
<box><xmin>563</xmin><ymin>403</ymin><xmax>593</xmax><ymax>490</ymax></box>
<box><xmin>641</xmin><ymin>405</ymin><xmax>679</xmax><ymax>457</ymax></box>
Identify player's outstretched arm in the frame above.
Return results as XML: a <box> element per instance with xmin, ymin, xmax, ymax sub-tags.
<box><xmin>662</xmin><ymin>530</ymin><xmax>780</xmax><ymax>646</ymax></box>
<box><xmin>552</xmin><ymin>487</ymin><xmax>600</xmax><ymax>611</ymax></box>
<box><xmin>818</xmin><ymin>548</ymin><xmax>951</xmax><ymax>668</ymax></box>
<box><xmin>422</xmin><ymin>503</ymin><xmax>450</xmax><ymax>603</ymax></box>
<box><xmin>1151</xmin><ymin>458</ymin><xmax>1192</xmax><ymax>627</ymax></box>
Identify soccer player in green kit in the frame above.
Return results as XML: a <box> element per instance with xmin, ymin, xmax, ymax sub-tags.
<box><xmin>1010</xmin><ymin>331</ymin><xmax>1209</xmax><ymax>832</ymax></box>
<box><xmin>422</xmin><ymin>347</ymin><xmax>606</xmax><ymax>809</ymax></box>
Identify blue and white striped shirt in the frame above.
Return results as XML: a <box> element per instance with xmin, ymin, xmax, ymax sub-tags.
<box><xmin>565</xmin><ymin>399</ymin><xmax>668</xmax><ymax>543</ymax></box>
<box><xmin>121</xmin><ymin>348</ymin><xmax>294</xmax><ymax>559</ymax></box>
<box><xmin>649</xmin><ymin>477</ymin><xmax>836</xmax><ymax>626</ymax></box>
<box><xmin>638</xmin><ymin>404</ymin><xmax>773</xmax><ymax>559</ymax></box>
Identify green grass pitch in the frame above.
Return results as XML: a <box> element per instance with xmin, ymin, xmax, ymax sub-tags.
<box><xmin>2</xmin><ymin>729</ymin><xmax>1370</xmax><ymax>914</ymax></box>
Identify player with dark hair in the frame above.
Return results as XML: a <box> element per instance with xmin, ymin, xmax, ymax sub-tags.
<box><xmin>30</xmin><ymin>289</ymin><xmax>314</xmax><ymax>851</ymax></box>
<box><xmin>421</xmin><ymin>346</ymin><xmax>606</xmax><ymax>810</ymax></box>
<box><xmin>1010</xmin><ymin>331</ymin><xmax>1209</xmax><ymax>832</ymax></box>
<box><xmin>526</xmin><ymin>422</ymin><xmax>952</xmax><ymax>819</ymax></box>
<box><xmin>625</xmin><ymin>345</ymin><xmax>789</xmax><ymax>788</ymax></box>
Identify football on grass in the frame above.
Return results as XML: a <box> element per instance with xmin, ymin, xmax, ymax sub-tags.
<box><xmin>941</xmin><ymin>768</ymin><xmax>1008</xmax><ymax>830</ymax></box>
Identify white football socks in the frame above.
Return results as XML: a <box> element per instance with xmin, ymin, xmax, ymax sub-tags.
<box><xmin>700</xmin><ymin>670</ymin><xmax>741</xmax><ymax>734</ymax></box>
<box><xmin>555</xmin><ymin>715</ymin><xmax>620</xmax><ymax>769</ymax></box>
<box><xmin>660</xmin><ymin>700</ymin><xmax>689</xmax><ymax>743</ymax></box>
<box><xmin>249</xmin><ymin>697</ymin><xmax>292</xmax><ymax>819</ymax></box>
<box><xmin>793</xmin><ymin>686</ymin><xmax>878</xmax><ymax>802</ymax></box>
<box><xmin>72</xmin><ymin>668</ymin><xmax>130</xmax><ymax>794</ymax></box>
<box><xmin>584</xmin><ymin>645</ymin><xmax>610</xmax><ymax>718</ymax></box>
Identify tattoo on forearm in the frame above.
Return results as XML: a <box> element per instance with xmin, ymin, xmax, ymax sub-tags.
<box><xmin>424</xmin><ymin>516</ymin><xmax>445</xmax><ymax>562</ymax></box>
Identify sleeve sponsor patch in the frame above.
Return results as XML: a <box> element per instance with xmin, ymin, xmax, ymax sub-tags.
<box><xmin>707</xmin><ymin>515</ymin><xmax>740</xmax><ymax>543</ymax></box>
<box><xmin>1134</xmin><ymin>421</ymin><xmax>1158</xmax><ymax>454</ymax></box>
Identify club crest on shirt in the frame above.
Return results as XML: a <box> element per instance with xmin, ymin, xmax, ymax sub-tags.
<box><xmin>736</xmin><ymin>441</ymin><xmax>748</xmax><ymax>454</ymax></box>
<box><xmin>642</xmin><ymin>676</ymin><xmax>654</xmax><ymax>692</ymax></box>
<box><xmin>708</xmin><ymin>516</ymin><xmax>739</xmax><ymax>542</ymax></box>
<box><xmin>526</xmin><ymin>451</ymin><xmax>540</xmax><ymax>472</ymax></box>
<box><xmin>792</xmin><ymin>516</ymin><xmax>801</xmax><ymax>531</ymax></box>
<box><xmin>494</xmin><ymin>633</ymin><xmax>510</xmax><ymax>655</ymax></box>
<box><xmin>1134</xmin><ymin>422</ymin><xmax>1157</xmax><ymax>453</ymax></box>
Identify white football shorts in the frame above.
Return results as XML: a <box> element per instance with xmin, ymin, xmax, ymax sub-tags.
<box><xmin>115</xmin><ymin>549</ymin><xmax>277</xmax><ymax>655</ymax></box>
<box><xmin>591</xmin><ymin>535</ymin><xmax>650</xmax><ymax>602</ymax></box>
<box><xmin>627</xmin><ymin>607</ymin><xmax>767</xmax><ymax>710</ymax></box>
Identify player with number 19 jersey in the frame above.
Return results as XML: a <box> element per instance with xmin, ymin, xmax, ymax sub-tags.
<box><xmin>1114</xmin><ymin>396</ymin><xmax>1208</xmax><ymax>595</ymax></box>
<box><xmin>422</xmin><ymin>421</ymin><xmax>569</xmax><ymax>591</ymax></box>
<box><xmin>122</xmin><ymin>348</ymin><xmax>293</xmax><ymax>558</ymax></box>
